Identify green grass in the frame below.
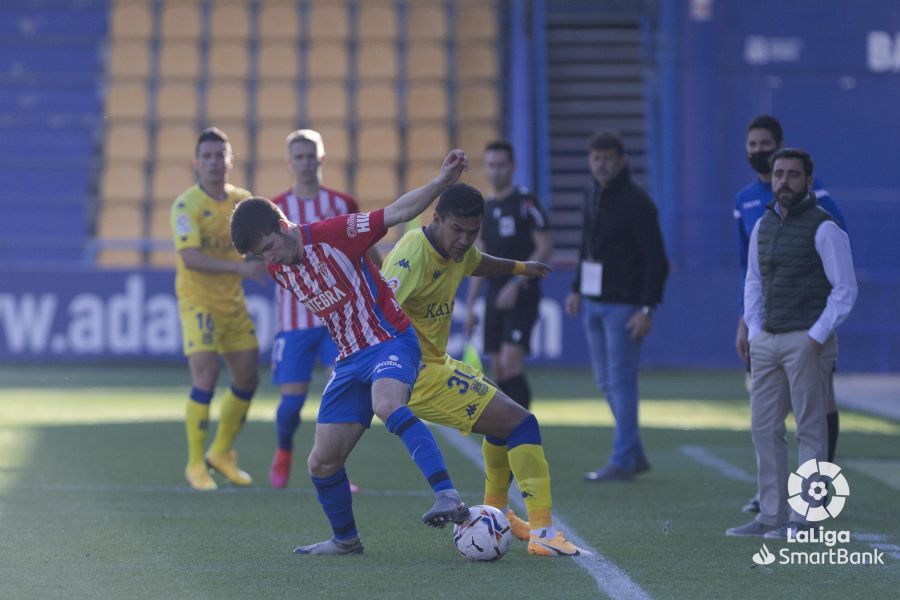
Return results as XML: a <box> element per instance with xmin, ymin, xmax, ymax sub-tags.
<box><xmin>0</xmin><ymin>366</ymin><xmax>897</xmax><ymax>599</ymax></box>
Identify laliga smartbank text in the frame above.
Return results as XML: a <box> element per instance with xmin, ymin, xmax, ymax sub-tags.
<box><xmin>778</xmin><ymin>527</ymin><xmax>884</xmax><ymax>565</ymax></box>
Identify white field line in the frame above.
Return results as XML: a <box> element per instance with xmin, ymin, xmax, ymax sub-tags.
<box><xmin>679</xmin><ymin>444</ymin><xmax>896</xmax><ymax>559</ymax></box>
<box><xmin>2</xmin><ymin>481</ymin><xmax>434</xmax><ymax>497</ymax></box>
<box><xmin>679</xmin><ymin>445</ymin><xmax>756</xmax><ymax>483</ymax></box>
<box><xmin>436</xmin><ymin>426</ymin><xmax>653</xmax><ymax>600</ymax></box>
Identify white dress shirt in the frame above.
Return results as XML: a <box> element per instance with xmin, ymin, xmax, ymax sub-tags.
<box><xmin>744</xmin><ymin>207</ymin><xmax>858</xmax><ymax>344</ymax></box>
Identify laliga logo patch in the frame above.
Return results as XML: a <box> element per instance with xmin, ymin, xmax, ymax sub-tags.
<box><xmin>346</xmin><ymin>215</ymin><xmax>358</xmax><ymax>238</ymax></box>
<box><xmin>788</xmin><ymin>459</ymin><xmax>850</xmax><ymax>522</ymax></box>
<box><xmin>752</xmin><ymin>544</ymin><xmax>776</xmax><ymax>566</ymax></box>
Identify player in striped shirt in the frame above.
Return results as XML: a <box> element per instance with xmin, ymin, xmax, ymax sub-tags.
<box><xmin>231</xmin><ymin>150</ymin><xmax>471</xmax><ymax>555</ymax></box>
<box><xmin>267</xmin><ymin>130</ymin><xmax>371</xmax><ymax>491</ymax></box>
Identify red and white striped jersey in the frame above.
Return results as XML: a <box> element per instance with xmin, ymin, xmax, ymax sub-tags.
<box><xmin>268</xmin><ymin>209</ymin><xmax>411</xmax><ymax>360</ymax></box>
<box><xmin>271</xmin><ymin>187</ymin><xmax>359</xmax><ymax>331</ymax></box>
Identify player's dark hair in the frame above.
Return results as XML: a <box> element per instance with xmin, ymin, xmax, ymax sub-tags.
<box><xmin>587</xmin><ymin>131</ymin><xmax>625</xmax><ymax>156</ymax></box>
<box><xmin>746</xmin><ymin>114</ymin><xmax>784</xmax><ymax>144</ymax></box>
<box><xmin>435</xmin><ymin>183</ymin><xmax>484</xmax><ymax>219</ymax></box>
<box><xmin>230</xmin><ymin>197</ymin><xmax>286</xmax><ymax>255</ymax></box>
<box><xmin>484</xmin><ymin>139</ymin><xmax>514</xmax><ymax>162</ymax></box>
<box><xmin>770</xmin><ymin>147</ymin><xmax>814</xmax><ymax>176</ymax></box>
<box><xmin>196</xmin><ymin>127</ymin><xmax>230</xmax><ymax>157</ymax></box>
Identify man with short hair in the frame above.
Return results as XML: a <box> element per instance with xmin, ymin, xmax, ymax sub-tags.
<box><xmin>463</xmin><ymin>140</ymin><xmax>553</xmax><ymax>410</ymax></box>
<box><xmin>172</xmin><ymin>127</ymin><xmax>268</xmax><ymax>491</ymax></box>
<box><xmin>565</xmin><ymin>131</ymin><xmax>669</xmax><ymax>482</ymax></box>
<box><xmin>231</xmin><ymin>150</ymin><xmax>471</xmax><ymax>555</ymax></box>
<box><xmin>733</xmin><ymin>114</ymin><xmax>846</xmax><ymax>513</ymax></box>
<box><xmin>382</xmin><ymin>183</ymin><xmax>584</xmax><ymax>557</ymax></box>
<box><xmin>726</xmin><ymin>148</ymin><xmax>857</xmax><ymax>539</ymax></box>
<box><xmin>267</xmin><ymin>129</ymin><xmax>365</xmax><ymax>490</ymax></box>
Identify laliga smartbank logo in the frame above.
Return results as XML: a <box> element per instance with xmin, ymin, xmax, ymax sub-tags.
<box><xmin>751</xmin><ymin>460</ymin><xmax>885</xmax><ymax>567</ymax></box>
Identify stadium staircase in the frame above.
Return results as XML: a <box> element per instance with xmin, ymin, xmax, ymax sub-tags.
<box><xmin>97</xmin><ymin>0</ymin><xmax>502</xmax><ymax>268</ymax></box>
<box><xmin>0</xmin><ymin>0</ymin><xmax>108</xmax><ymax>266</ymax></box>
<box><xmin>543</xmin><ymin>3</ymin><xmax>647</xmax><ymax>265</ymax></box>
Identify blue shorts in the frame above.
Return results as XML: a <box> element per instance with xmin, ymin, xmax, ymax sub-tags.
<box><xmin>271</xmin><ymin>327</ymin><xmax>339</xmax><ymax>384</ymax></box>
<box><xmin>318</xmin><ymin>328</ymin><xmax>422</xmax><ymax>427</ymax></box>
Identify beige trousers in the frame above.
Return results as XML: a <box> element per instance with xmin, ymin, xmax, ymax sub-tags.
<box><xmin>749</xmin><ymin>330</ymin><xmax>837</xmax><ymax>526</ymax></box>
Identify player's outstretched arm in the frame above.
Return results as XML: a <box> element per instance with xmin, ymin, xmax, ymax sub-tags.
<box><xmin>383</xmin><ymin>149</ymin><xmax>468</xmax><ymax>228</ymax></box>
<box><xmin>470</xmin><ymin>254</ymin><xmax>551</xmax><ymax>279</ymax></box>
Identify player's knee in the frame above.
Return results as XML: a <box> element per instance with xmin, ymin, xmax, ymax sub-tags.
<box><xmin>372</xmin><ymin>397</ymin><xmax>405</xmax><ymax>423</ymax></box>
<box><xmin>307</xmin><ymin>452</ymin><xmax>342</xmax><ymax>478</ymax></box>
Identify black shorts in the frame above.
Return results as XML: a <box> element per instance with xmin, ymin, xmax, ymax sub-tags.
<box><xmin>483</xmin><ymin>284</ymin><xmax>540</xmax><ymax>354</ymax></box>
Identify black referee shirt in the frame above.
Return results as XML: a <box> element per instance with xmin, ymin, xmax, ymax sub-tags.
<box><xmin>481</xmin><ymin>187</ymin><xmax>549</xmax><ymax>289</ymax></box>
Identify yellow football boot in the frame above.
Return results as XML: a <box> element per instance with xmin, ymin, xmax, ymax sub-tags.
<box><xmin>507</xmin><ymin>509</ymin><xmax>531</xmax><ymax>541</ymax></box>
<box><xmin>527</xmin><ymin>531</ymin><xmax>589</xmax><ymax>557</ymax></box>
<box><xmin>185</xmin><ymin>463</ymin><xmax>217</xmax><ymax>491</ymax></box>
<box><xmin>205</xmin><ymin>449</ymin><xmax>252</xmax><ymax>486</ymax></box>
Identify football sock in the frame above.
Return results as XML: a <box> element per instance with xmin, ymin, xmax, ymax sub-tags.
<box><xmin>311</xmin><ymin>467</ymin><xmax>358</xmax><ymax>541</ymax></box>
<box><xmin>209</xmin><ymin>386</ymin><xmax>253</xmax><ymax>454</ymax></box>
<box><xmin>482</xmin><ymin>435</ymin><xmax>512</xmax><ymax>509</ymax></box>
<box><xmin>385</xmin><ymin>406</ymin><xmax>454</xmax><ymax>493</ymax></box>
<box><xmin>185</xmin><ymin>388</ymin><xmax>213</xmax><ymax>465</ymax></box>
<box><xmin>499</xmin><ymin>374</ymin><xmax>531</xmax><ymax>410</ymax></box>
<box><xmin>276</xmin><ymin>393</ymin><xmax>306</xmax><ymax>451</ymax></box>
<box><xmin>507</xmin><ymin>414</ymin><xmax>552</xmax><ymax>530</ymax></box>
<box><xmin>827</xmin><ymin>411</ymin><xmax>839</xmax><ymax>462</ymax></box>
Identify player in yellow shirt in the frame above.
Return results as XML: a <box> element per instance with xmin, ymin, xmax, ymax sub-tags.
<box><xmin>382</xmin><ymin>183</ymin><xmax>585</xmax><ymax>557</ymax></box>
<box><xmin>171</xmin><ymin>127</ymin><xmax>268</xmax><ymax>490</ymax></box>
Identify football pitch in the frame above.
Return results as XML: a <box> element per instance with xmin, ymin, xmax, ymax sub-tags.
<box><xmin>0</xmin><ymin>365</ymin><xmax>897</xmax><ymax>599</ymax></box>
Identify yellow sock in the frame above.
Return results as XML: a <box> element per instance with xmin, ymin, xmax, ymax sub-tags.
<box><xmin>508</xmin><ymin>444</ymin><xmax>552</xmax><ymax>530</ymax></box>
<box><xmin>482</xmin><ymin>437</ymin><xmax>511</xmax><ymax>509</ymax></box>
<box><xmin>209</xmin><ymin>388</ymin><xmax>251</xmax><ymax>454</ymax></box>
<box><xmin>185</xmin><ymin>400</ymin><xmax>211</xmax><ymax>466</ymax></box>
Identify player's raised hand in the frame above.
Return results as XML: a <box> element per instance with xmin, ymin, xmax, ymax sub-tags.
<box><xmin>437</xmin><ymin>149</ymin><xmax>469</xmax><ymax>186</ymax></box>
<box><xmin>522</xmin><ymin>261</ymin><xmax>551</xmax><ymax>279</ymax></box>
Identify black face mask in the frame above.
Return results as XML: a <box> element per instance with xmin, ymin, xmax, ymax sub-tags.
<box><xmin>748</xmin><ymin>150</ymin><xmax>775</xmax><ymax>175</ymax></box>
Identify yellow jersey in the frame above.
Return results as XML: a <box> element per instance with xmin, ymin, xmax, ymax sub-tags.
<box><xmin>382</xmin><ymin>227</ymin><xmax>482</xmax><ymax>362</ymax></box>
<box><xmin>171</xmin><ymin>183</ymin><xmax>252</xmax><ymax>312</ymax></box>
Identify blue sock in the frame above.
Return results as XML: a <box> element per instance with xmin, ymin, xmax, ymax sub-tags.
<box><xmin>311</xmin><ymin>467</ymin><xmax>357</xmax><ymax>541</ymax></box>
<box><xmin>276</xmin><ymin>393</ymin><xmax>306</xmax><ymax>450</ymax></box>
<box><xmin>506</xmin><ymin>414</ymin><xmax>542</xmax><ymax>450</ymax></box>
<box><xmin>385</xmin><ymin>406</ymin><xmax>454</xmax><ymax>493</ymax></box>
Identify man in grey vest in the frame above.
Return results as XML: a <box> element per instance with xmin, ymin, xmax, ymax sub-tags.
<box><xmin>726</xmin><ymin>148</ymin><xmax>857</xmax><ymax>539</ymax></box>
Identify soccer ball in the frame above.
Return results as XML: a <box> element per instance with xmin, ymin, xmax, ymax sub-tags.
<box><xmin>452</xmin><ymin>505</ymin><xmax>512</xmax><ymax>561</ymax></box>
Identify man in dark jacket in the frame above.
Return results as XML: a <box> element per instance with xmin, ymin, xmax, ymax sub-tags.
<box><xmin>565</xmin><ymin>131</ymin><xmax>669</xmax><ymax>482</ymax></box>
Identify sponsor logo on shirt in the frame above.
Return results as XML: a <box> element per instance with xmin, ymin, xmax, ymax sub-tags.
<box><xmin>424</xmin><ymin>300</ymin><xmax>454</xmax><ymax>319</ymax></box>
<box><xmin>742</xmin><ymin>199</ymin><xmax>762</xmax><ymax>209</ymax></box>
<box><xmin>176</xmin><ymin>214</ymin><xmax>192</xmax><ymax>236</ymax></box>
<box><xmin>301</xmin><ymin>285</ymin><xmax>349</xmax><ymax>314</ymax></box>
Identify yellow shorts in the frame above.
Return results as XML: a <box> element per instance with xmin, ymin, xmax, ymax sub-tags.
<box><xmin>179</xmin><ymin>303</ymin><xmax>258</xmax><ymax>356</ymax></box>
<box><xmin>408</xmin><ymin>355</ymin><xmax>497</xmax><ymax>435</ymax></box>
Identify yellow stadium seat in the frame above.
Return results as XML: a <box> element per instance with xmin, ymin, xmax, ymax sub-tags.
<box><xmin>307</xmin><ymin>83</ymin><xmax>348</xmax><ymax>121</ymax></box>
<box><xmin>256</xmin><ymin>82</ymin><xmax>299</xmax><ymax>122</ymax></box>
<box><xmin>259</xmin><ymin>3</ymin><xmax>300</xmax><ymax>40</ymax></box>
<box><xmin>258</xmin><ymin>41</ymin><xmax>300</xmax><ymax>80</ymax></box>
<box><xmin>160</xmin><ymin>1</ymin><xmax>201</xmax><ymax>40</ymax></box>
<box><xmin>156</xmin><ymin>82</ymin><xmax>198</xmax><ymax>121</ymax></box>
<box><xmin>109</xmin><ymin>40</ymin><xmax>151</xmax><ymax>79</ymax></box>
<box><xmin>357</xmin><ymin>2</ymin><xmax>396</xmax><ymax>41</ymax></box>
<box><xmin>354</xmin><ymin>163</ymin><xmax>398</xmax><ymax>205</ymax></box>
<box><xmin>407</xmin><ymin>124</ymin><xmax>449</xmax><ymax>162</ymax></box>
<box><xmin>456</xmin><ymin>1</ymin><xmax>498</xmax><ymax>41</ymax></box>
<box><xmin>407</xmin><ymin>3</ymin><xmax>446</xmax><ymax>40</ymax></box>
<box><xmin>308</xmin><ymin>3</ymin><xmax>348</xmax><ymax>41</ymax></box>
<box><xmin>456</xmin><ymin>83</ymin><xmax>498</xmax><ymax>120</ymax></box>
<box><xmin>98</xmin><ymin>203</ymin><xmax>144</xmax><ymax>239</ymax></box>
<box><xmin>255</xmin><ymin>124</ymin><xmax>292</xmax><ymax>163</ymax></box>
<box><xmin>110</xmin><ymin>1</ymin><xmax>152</xmax><ymax>41</ymax></box>
<box><xmin>150</xmin><ymin>201</ymin><xmax>174</xmax><ymax>239</ymax></box>
<box><xmin>355</xmin><ymin>83</ymin><xmax>396</xmax><ymax>121</ymax></box>
<box><xmin>405</xmin><ymin>164</ymin><xmax>439</xmax><ymax>189</ymax></box>
<box><xmin>208</xmin><ymin>41</ymin><xmax>250</xmax><ymax>79</ymax></box>
<box><xmin>457</xmin><ymin>42</ymin><xmax>497</xmax><ymax>81</ymax></box>
<box><xmin>357</xmin><ymin>124</ymin><xmax>399</xmax><ymax>162</ymax></box>
<box><xmin>205</xmin><ymin>81</ymin><xmax>248</xmax><ymax>121</ymax></box>
<box><xmin>98</xmin><ymin>249</ymin><xmax>144</xmax><ymax>268</ymax></box>
<box><xmin>307</xmin><ymin>42</ymin><xmax>348</xmax><ymax>81</ymax></box>
<box><xmin>407</xmin><ymin>41</ymin><xmax>446</xmax><ymax>81</ymax></box>
<box><xmin>458</xmin><ymin>120</ymin><xmax>500</xmax><ymax>156</ymax></box>
<box><xmin>152</xmin><ymin>162</ymin><xmax>196</xmax><ymax>204</ymax></box>
<box><xmin>106</xmin><ymin>123</ymin><xmax>149</xmax><ymax>162</ymax></box>
<box><xmin>320</xmin><ymin>160</ymin><xmax>349</xmax><ymax>193</ymax></box>
<box><xmin>406</xmin><ymin>82</ymin><xmax>447</xmax><ymax>121</ymax></box>
<box><xmin>316</xmin><ymin>124</ymin><xmax>350</xmax><ymax>163</ymax></box>
<box><xmin>150</xmin><ymin>247</ymin><xmax>177</xmax><ymax>268</ymax></box>
<box><xmin>101</xmin><ymin>161</ymin><xmax>146</xmax><ymax>204</ymax></box>
<box><xmin>158</xmin><ymin>41</ymin><xmax>200</xmax><ymax>80</ymax></box>
<box><xmin>155</xmin><ymin>123</ymin><xmax>197</xmax><ymax>162</ymax></box>
<box><xmin>356</xmin><ymin>41</ymin><xmax>396</xmax><ymax>81</ymax></box>
<box><xmin>210</xmin><ymin>2</ymin><xmax>250</xmax><ymax>40</ymax></box>
<box><xmin>106</xmin><ymin>81</ymin><xmax>148</xmax><ymax>120</ymax></box>
<box><xmin>253</xmin><ymin>162</ymin><xmax>292</xmax><ymax>198</ymax></box>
